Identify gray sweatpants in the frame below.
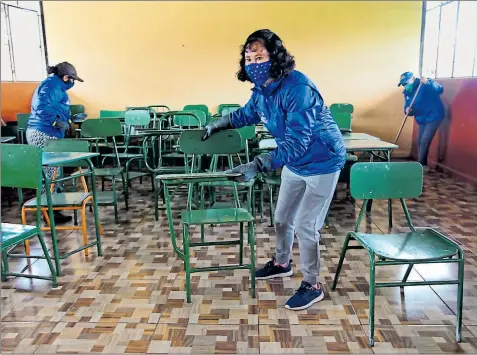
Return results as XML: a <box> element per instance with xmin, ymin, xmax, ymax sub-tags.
<box><xmin>275</xmin><ymin>167</ymin><xmax>340</xmax><ymax>285</ymax></box>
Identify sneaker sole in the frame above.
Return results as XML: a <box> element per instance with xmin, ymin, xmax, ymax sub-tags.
<box><xmin>255</xmin><ymin>270</ymin><xmax>293</xmax><ymax>280</ymax></box>
<box><xmin>284</xmin><ymin>291</ymin><xmax>325</xmax><ymax>311</ymax></box>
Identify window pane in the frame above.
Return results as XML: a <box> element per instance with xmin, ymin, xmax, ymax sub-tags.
<box><xmin>423</xmin><ymin>7</ymin><xmax>441</xmax><ymax>77</ymax></box>
<box><xmin>436</xmin><ymin>1</ymin><xmax>458</xmax><ymax>78</ymax></box>
<box><xmin>453</xmin><ymin>1</ymin><xmax>477</xmax><ymax>77</ymax></box>
<box><xmin>1</xmin><ymin>5</ymin><xmax>13</xmax><ymax>81</ymax></box>
<box><xmin>16</xmin><ymin>1</ymin><xmax>40</xmax><ymax>11</ymax></box>
<box><xmin>8</xmin><ymin>5</ymin><xmax>45</xmax><ymax>81</ymax></box>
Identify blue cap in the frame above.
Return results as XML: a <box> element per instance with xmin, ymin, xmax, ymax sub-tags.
<box><xmin>398</xmin><ymin>72</ymin><xmax>413</xmax><ymax>87</ymax></box>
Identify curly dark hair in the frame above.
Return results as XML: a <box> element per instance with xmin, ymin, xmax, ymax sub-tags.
<box><xmin>237</xmin><ymin>29</ymin><xmax>296</xmax><ymax>83</ymax></box>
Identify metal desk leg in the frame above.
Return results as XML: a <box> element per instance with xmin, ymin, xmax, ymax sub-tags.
<box><xmin>43</xmin><ymin>171</ymin><xmax>62</xmax><ymax>276</ymax></box>
<box><xmin>86</xmin><ymin>158</ymin><xmax>103</xmax><ymax>256</ymax></box>
<box><xmin>387</xmin><ymin>150</ymin><xmax>393</xmax><ymax>227</ymax></box>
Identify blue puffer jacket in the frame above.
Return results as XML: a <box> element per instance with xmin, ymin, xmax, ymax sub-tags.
<box><xmin>28</xmin><ymin>75</ymin><xmax>71</xmax><ymax>138</ymax></box>
<box><xmin>231</xmin><ymin>70</ymin><xmax>346</xmax><ymax>176</ymax></box>
<box><xmin>404</xmin><ymin>78</ymin><xmax>445</xmax><ymax>125</ymax></box>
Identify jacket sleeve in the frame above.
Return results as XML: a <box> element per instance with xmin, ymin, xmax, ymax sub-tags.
<box><xmin>427</xmin><ymin>78</ymin><xmax>444</xmax><ymax>94</ymax></box>
<box><xmin>230</xmin><ymin>95</ymin><xmax>261</xmax><ymax>128</ymax></box>
<box><xmin>269</xmin><ymin>85</ymin><xmax>319</xmax><ymax>169</ymax></box>
<box><xmin>403</xmin><ymin>94</ymin><xmax>414</xmax><ymax>116</ymax></box>
<box><xmin>36</xmin><ymin>83</ymin><xmax>64</xmax><ymax>125</ymax></box>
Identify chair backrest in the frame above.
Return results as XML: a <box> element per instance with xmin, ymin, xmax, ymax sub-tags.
<box><xmin>70</xmin><ymin>104</ymin><xmax>85</xmax><ymax>116</ymax></box>
<box><xmin>218</xmin><ymin>104</ymin><xmax>241</xmax><ymax>115</ymax></box>
<box><xmin>350</xmin><ymin>162</ymin><xmax>423</xmax><ymax>200</ymax></box>
<box><xmin>148</xmin><ymin>105</ymin><xmax>170</xmax><ymax>113</ymax></box>
<box><xmin>183</xmin><ymin>104</ymin><xmax>209</xmax><ymax>117</ymax></box>
<box><xmin>330</xmin><ymin>103</ymin><xmax>354</xmax><ymax>114</ymax></box>
<box><xmin>221</xmin><ymin>106</ymin><xmax>240</xmax><ymax>117</ymax></box>
<box><xmin>125</xmin><ymin>109</ymin><xmax>151</xmax><ymax>126</ymax></box>
<box><xmin>1</xmin><ymin>144</ymin><xmax>42</xmax><ymax>190</ymax></box>
<box><xmin>172</xmin><ymin>111</ymin><xmax>206</xmax><ymax>128</ymax></box>
<box><xmin>17</xmin><ymin>113</ymin><xmax>30</xmax><ymax>130</ymax></box>
<box><xmin>43</xmin><ymin>139</ymin><xmax>90</xmax><ymax>167</ymax></box>
<box><xmin>81</xmin><ymin>118</ymin><xmax>122</xmax><ymax>138</ymax></box>
<box><xmin>237</xmin><ymin>125</ymin><xmax>255</xmax><ymax>140</ymax></box>
<box><xmin>331</xmin><ymin>112</ymin><xmax>352</xmax><ymax>131</ymax></box>
<box><xmin>100</xmin><ymin>110</ymin><xmax>126</xmax><ymax>118</ymax></box>
<box><xmin>179</xmin><ymin>129</ymin><xmax>242</xmax><ymax>155</ymax></box>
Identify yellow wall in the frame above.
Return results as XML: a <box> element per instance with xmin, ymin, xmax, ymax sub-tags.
<box><xmin>43</xmin><ymin>1</ymin><xmax>422</xmax><ymax>155</ymax></box>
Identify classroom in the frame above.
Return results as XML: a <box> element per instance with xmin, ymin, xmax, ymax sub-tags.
<box><xmin>1</xmin><ymin>1</ymin><xmax>477</xmax><ymax>354</ymax></box>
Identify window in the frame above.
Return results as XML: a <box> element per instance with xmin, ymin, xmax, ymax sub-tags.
<box><xmin>1</xmin><ymin>1</ymin><xmax>47</xmax><ymax>82</ymax></box>
<box><xmin>422</xmin><ymin>0</ymin><xmax>477</xmax><ymax>78</ymax></box>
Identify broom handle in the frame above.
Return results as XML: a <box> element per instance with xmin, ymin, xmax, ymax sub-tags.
<box><xmin>393</xmin><ymin>81</ymin><xmax>423</xmax><ymax>145</ymax></box>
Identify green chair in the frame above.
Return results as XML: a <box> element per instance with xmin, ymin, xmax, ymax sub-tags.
<box><xmin>102</xmin><ymin>110</ymin><xmax>151</xmax><ymax>189</ymax></box>
<box><xmin>17</xmin><ymin>113</ymin><xmax>30</xmax><ymax>144</ymax></box>
<box><xmin>70</xmin><ymin>104</ymin><xmax>85</xmax><ymax>117</ymax></box>
<box><xmin>44</xmin><ymin>139</ymin><xmax>122</xmax><ymax>224</ymax></box>
<box><xmin>157</xmin><ymin>129</ymin><xmax>256</xmax><ymax>303</ymax></box>
<box><xmin>80</xmin><ymin>118</ymin><xmax>129</xmax><ymax>210</ymax></box>
<box><xmin>100</xmin><ymin>110</ymin><xmax>126</xmax><ymax>119</ymax></box>
<box><xmin>217</xmin><ymin>104</ymin><xmax>241</xmax><ymax>115</ymax></box>
<box><xmin>330</xmin><ymin>103</ymin><xmax>353</xmax><ymax>133</ymax></box>
<box><xmin>183</xmin><ymin>104</ymin><xmax>209</xmax><ymax>122</ymax></box>
<box><xmin>1</xmin><ymin>144</ymin><xmax>57</xmax><ymax>287</ymax></box>
<box><xmin>332</xmin><ymin>162</ymin><xmax>464</xmax><ymax>347</ymax></box>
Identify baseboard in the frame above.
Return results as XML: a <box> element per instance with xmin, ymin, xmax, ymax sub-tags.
<box><xmin>430</xmin><ymin>159</ymin><xmax>477</xmax><ymax>188</ymax></box>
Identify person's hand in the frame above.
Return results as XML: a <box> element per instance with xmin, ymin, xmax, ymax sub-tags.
<box><xmin>201</xmin><ymin>115</ymin><xmax>232</xmax><ymax>141</ymax></box>
<box><xmin>420</xmin><ymin>76</ymin><xmax>428</xmax><ymax>84</ymax></box>
<box><xmin>405</xmin><ymin>107</ymin><xmax>411</xmax><ymax>115</ymax></box>
<box><xmin>226</xmin><ymin>154</ymin><xmax>273</xmax><ymax>183</ymax></box>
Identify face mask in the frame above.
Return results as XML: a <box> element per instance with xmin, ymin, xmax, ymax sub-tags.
<box><xmin>245</xmin><ymin>61</ymin><xmax>271</xmax><ymax>87</ymax></box>
<box><xmin>405</xmin><ymin>82</ymin><xmax>413</xmax><ymax>92</ymax></box>
<box><xmin>63</xmin><ymin>79</ymin><xmax>75</xmax><ymax>90</ymax></box>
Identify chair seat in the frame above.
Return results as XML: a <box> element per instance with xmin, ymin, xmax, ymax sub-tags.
<box><xmin>71</xmin><ymin>167</ymin><xmax>123</xmax><ymax>177</ymax></box>
<box><xmin>103</xmin><ymin>153</ymin><xmax>143</xmax><ymax>159</ymax></box>
<box><xmin>1</xmin><ymin>223</ymin><xmax>38</xmax><ymax>249</ymax></box>
<box><xmin>181</xmin><ymin>208</ymin><xmax>254</xmax><ymax>225</ymax></box>
<box><xmin>24</xmin><ymin>192</ymin><xmax>91</xmax><ymax>208</ymax></box>
<box><xmin>162</xmin><ymin>152</ymin><xmax>184</xmax><ymax>158</ymax></box>
<box><xmin>95</xmin><ymin>191</ymin><xmax>116</xmax><ymax>205</ymax></box>
<box><xmin>199</xmin><ymin>179</ymin><xmax>254</xmax><ymax>188</ymax></box>
<box><xmin>353</xmin><ymin>229</ymin><xmax>459</xmax><ymax>261</ymax></box>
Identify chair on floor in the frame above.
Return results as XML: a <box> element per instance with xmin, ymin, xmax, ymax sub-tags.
<box><xmin>22</xmin><ymin>141</ymin><xmax>104</xmax><ymax>274</ymax></box>
<box><xmin>1</xmin><ymin>144</ymin><xmax>57</xmax><ymax>286</ymax></box>
<box><xmin>332</xmin><ymin>162</ymin><xmax>464</xmax><ymax>347</ymax></box>
<box><xmin>157</xmin><ymin>129</ymin><xmax>256</xmax><ymax>303</ymax></box>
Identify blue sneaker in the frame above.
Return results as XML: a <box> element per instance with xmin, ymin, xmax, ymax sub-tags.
<box><xmin>285</xmin><ymin>281</ymin><xmax>324</xmax><ymax>310</ymax></box>
<box><xmin>255</xmin><ymin>257</ymin><xmax>293</xmax><ymax>280</ymax></box>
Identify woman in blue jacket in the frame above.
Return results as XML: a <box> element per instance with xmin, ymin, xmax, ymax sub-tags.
<box><xmin>398</xmin><ymin>71</ymin><xmax>445</xmax><ymax>171</ymax></box>
<box><xmin>203</xmin><ymin>29</ymin><xmax>346</xmax><ymax>310</ymax></box>
<box><xmin>26</xmin><ymin>62</ymin><xmax>84</xmax><ymax>224</ymax></box>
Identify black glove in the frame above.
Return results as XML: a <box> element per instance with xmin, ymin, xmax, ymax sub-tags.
<box><xmin>227</xmin><ymin>154</ymin><xmax>273</xmax><ymax>183</ymax></box>
<box><xmin>54</xmin><ymin>120</ymin><xmax>70</xmax><ymax>131</ymax></box>
<box><xmin>201</xmin><ymin>115</ymin><xmax>232</xmax><ymax>141</ymax></box>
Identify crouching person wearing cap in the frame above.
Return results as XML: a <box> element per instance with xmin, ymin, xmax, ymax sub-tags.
<box><xmin>398</xmin><ymin>71</ymin><xmax>445</xmax><ymax>173</ymax></box>
<box><xmin>26</xmin><ymin>62</ymin><xmax>84</xmax><ymax>224</ymax></box>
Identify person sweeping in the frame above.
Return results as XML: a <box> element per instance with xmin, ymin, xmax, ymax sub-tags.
<box><xmin>398</xmin><ymin>71</ymin><xmax>445</xmax><ymax>172</ymax></box>
<box><xmin>26</xmin><ymin>61</ymin><xmax>84</xmax><ymax>224</ymax></box>
<box><xmin>202</xmin><ymin>29</ymin><xmax>346</xmax><ymax>310</ymax></box>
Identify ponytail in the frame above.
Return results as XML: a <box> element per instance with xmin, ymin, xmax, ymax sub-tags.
<box><xmin>47</xmin><ymin>65</ymin><xmax>58</xmax><ymax>75</ymax></box>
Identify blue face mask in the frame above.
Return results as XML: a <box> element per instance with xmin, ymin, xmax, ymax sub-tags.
<box><xmin>63</xmin><ymin>80</ymin><xmax>75</xmax><ymax>91</ymax></box>
<box><xmin>245</xmin><ymin>61</ymin><xmax>271</xmax><ymax>87</ymax></box>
